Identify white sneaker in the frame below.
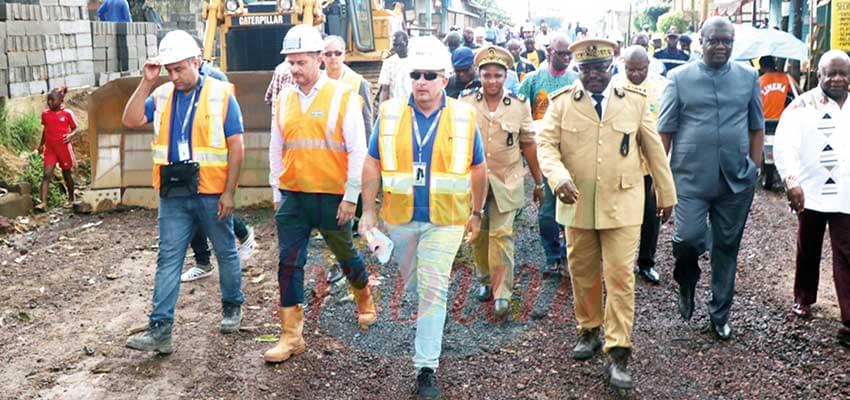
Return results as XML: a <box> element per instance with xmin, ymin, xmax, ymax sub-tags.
<box><xmin>181</xmin><ymin>265</ymin><xmax>214</xmax><ymax>282</ymax></box>
<box><xmin>237</xmin><ymin>226</ymin><xmax>256</xmax><ymax>262</ymax></box>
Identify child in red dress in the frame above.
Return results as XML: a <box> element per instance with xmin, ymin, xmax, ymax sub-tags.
<box><xmin>37</xmin><ymin>87</ymin><xmax>79</xmax><ymax>210</ymax></box>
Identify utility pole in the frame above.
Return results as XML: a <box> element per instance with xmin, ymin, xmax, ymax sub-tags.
<box><xmin>425</xmin><ymin>0</ymin><xmax>433</xmax><ymax>35</ymax></box>
<box><xmin>752</xmin><ymin>0</ymin><xmax>758</xmax><ymax>26</ymax></box>
<box><xmin>788</xmin><ymin>0</ymin><xmax>803</xmax><ymax>80</ymax></box>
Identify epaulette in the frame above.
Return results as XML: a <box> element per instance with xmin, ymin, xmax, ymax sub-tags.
<box><xmin>621</xmin><ymin>84</ymin><xmax>647</xmax><ymax>97</ymax></box>
<box><xmin>507</xmin><ymin>91</ymin><xmax>526</xmax><ymax>103</ymax></box>
<box><xmin>549</xmin><ymin>84</ymin><xmax>573</xmax><ymax>101</ymax></box>
<box><xmin>460</xmin><ymin>88</ymin><xmax>483</xmax><ymax>101</ymax></box>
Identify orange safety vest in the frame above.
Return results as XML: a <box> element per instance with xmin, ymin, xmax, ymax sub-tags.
<box><xmin>338</xmin><ymin>66</ymin><xmax>365</xmax><ymax>93</ymax></box>
<box><xmin>275</xmin><ymin>79</ymin><xmax>353</xmax><ymax>195</ymax></box>
<box><xmin>151</xmin><ymin>77</ymin><xmax>233</xmax><ymax>194</ymax></box>
<box><xmin>378</xmin><ymin>97</ymin><xmax>476</xmax><ymax>226</ymax></box>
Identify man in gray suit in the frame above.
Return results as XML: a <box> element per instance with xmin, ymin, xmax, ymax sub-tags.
<box><xmin>657</xmin><ymin>17</ymin><xmax>764</xmax><ymax>340</ymax></box>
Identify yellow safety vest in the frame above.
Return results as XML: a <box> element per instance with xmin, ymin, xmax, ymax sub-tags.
<box><xmin>275</xmin><ymin>79</ymin><xmax>353</xmax><ymax>195</ymax></box>
<box><xmin>378</xmin><ymin>97</ymin><xmax>476</xmax><ymax>226</ymax></box>
<box><xmin>151</xmin><ymin>77</ymin><xmax>232</xmax><ymax>194</ymax></box>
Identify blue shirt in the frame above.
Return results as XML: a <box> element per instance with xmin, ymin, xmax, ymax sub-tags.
<box><xmin>144</xmin><ymin>76</ymin><xmax>244</xmax><ymax>163</ymax></box>
<box><xmin>200</xmin><ymin>63</ymin><xmax>228</xmax><ymax>82</ymax></box>
<box><xmin>368</xmin><ymin>93</ymin><xmax>485</xmax><ymax>223</ymax></box>
<box><xmin>97</xmin><ymin>0</ymin><xmax>132</xmax><ymax>22</ymax></box>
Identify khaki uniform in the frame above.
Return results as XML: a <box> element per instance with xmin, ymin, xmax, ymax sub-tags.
<box><xmin>461</xmin><ymin>89</ymin><xmax>534</xmax><ymax>301</ymax></box>
<box><xmin>613</xmin><ymin>74</ymin><xmax>670</xmax><ymax>175</ymax></box>
<box><xmin>536</xmin><ymin>81</ymin><xmax>677</xmax><ymax>351</ymax></box>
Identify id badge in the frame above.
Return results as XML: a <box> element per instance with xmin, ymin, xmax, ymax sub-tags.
<box><xmin>413</xmin><ymin>162</ymin><xmax>426</xmax><ymax>187</ymax></box>
<box><xmin>177</xmin><ymin>140</ymin><xmax>191</xmax><ymax>161</ymax></box>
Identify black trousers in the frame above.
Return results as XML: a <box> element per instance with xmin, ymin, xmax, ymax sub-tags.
<box><xmin>638</xmin><ymin>175</ymin><xmax>660</xmax><ymax>270</ymax></box>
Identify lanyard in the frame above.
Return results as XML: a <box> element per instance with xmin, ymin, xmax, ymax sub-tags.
<box><xmin>413</xmin><ymin>109</ymin><xmax>441</xmax><ymax>162</ymax></box>
<box><xmin>178</xmin><ymin>88</ymin><xmax>199</xmax><ymax>143</ymax></box>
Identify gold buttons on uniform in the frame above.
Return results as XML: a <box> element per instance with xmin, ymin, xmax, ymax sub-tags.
<box><xmin>597</xmin><ymin>158</ymin><xmax>602</xmax><ymax>163</ymax></box>
<box><xmin>598</xmin><ymin>140</ymin><xmax>603</xmax><ymax>145</ymax></box>
<box><xmin>599</xmin><ymin>123</ymin><xmax>604</xmax><ymax>128</ymax></box>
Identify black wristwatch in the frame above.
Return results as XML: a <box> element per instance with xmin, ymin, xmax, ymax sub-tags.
<box><xmin>471</xmin><ymin>210</ymin><xmax>483</xmax><ymax>219</ymax></box>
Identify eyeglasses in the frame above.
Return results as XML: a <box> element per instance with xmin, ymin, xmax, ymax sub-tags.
<box><xmin>704</xmin><ymin>38</ymin><xmax>733</xmax><ymax>46</ymax></box>
<box><xmin>578</xmin><ymin>62</ymin><xmax>613</xmax><ymax>74</ymax></box>
<box><xmin>322</xmin><ymin>50</ymin><xmax>343</xmax><ymax>57</ymax></box>
<box><xmin>410</xmin><ymin>71</ymin><xmax>440</xmax><ymax>81</ymax></box>
<box><xmin>553</xmin><ymin>50</ymin><xmax>572</xmax><ymax>58</ymax></box>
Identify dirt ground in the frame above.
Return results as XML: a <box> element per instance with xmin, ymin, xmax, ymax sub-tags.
<box><xmin>0</xmin><ymin>187</ymin><xmax>848</xmax><ymax>400</ymax></box>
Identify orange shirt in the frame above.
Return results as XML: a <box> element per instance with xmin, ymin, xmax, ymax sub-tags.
<box><xmin>760</xmin><ymin>72</ymin><xmax>793</xmax><ymax>119</ymax></box>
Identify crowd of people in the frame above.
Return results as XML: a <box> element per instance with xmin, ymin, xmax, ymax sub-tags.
<box><xmin>100</xmin><ymin>14</ymin><xmax>849</xmax><ymax>400</ymax></box>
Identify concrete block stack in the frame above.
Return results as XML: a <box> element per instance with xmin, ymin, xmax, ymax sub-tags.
<box><xmin>1</xmin><ymin>0</ymin><xmax>93</xmax><ymax>97</ymax></box>
<box><xmin>92</xmin><ymin>21</ymin><xmax>157</xmax><ymax>86</ymax></box>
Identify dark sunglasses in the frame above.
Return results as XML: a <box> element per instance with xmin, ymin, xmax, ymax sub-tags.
<box><xmin>410</xmin><ymin>71</ymin><xmax>440</xmax><ymax>81</ymax></box>
<box><xmin>553</xmin><ymin>50</ymin><xmax>572</xmax><ymax>58</ymax></box>
<box><xmin>322</xmin><ymin>50</ymin><xmax>343</xmax><ymax>57</ymax></box>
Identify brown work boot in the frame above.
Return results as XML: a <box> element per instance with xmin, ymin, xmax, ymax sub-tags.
<box><xmin>351</xmin><ymin>286</ymin><xmax>377</xmax><ymax>329</ymax></box>
<box><xmin>263</xmin><ymin>305</ymin><xmax>306</xmax><ymax>363</ymax></box>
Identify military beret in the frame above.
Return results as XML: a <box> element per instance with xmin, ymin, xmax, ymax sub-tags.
<box><xmin>451</xmin><ymin>46</ymin><xmax>474</xmax><ymax>68</ymax></box>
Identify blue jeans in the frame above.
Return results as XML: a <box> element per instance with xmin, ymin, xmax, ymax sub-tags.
<box><xmin>538</xmin><ymin>177</ymin><xmax>566</xmax><ymax>265</ymax></box>
<box><xmin>191</xmin><ymin>214</ymin><xmax>249</xmax><ymax>265</ymax></box>
<box><xmin>150</xmin><ymin>195</ymin><xmax>244</xmax><ymax>324</ymax></box>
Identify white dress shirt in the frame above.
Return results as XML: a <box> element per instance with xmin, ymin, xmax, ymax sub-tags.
<box><xmin>269</xmin><ymin>75</ymin><xmax>367</xmax><ymax>204</ymax></box>
<box><xmin>774</xmin><ymin>87</ymin><xmax>850</xmax><ymax>213</ymax></box>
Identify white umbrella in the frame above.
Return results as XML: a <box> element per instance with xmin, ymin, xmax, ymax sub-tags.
<box><xmin>731</xmin><ymin>24</ymin><xmax>808</xmax><ymax>61</ymax></box>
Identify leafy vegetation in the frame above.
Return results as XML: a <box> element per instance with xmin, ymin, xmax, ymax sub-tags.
<box><xmin>657</xmin><ymin>12</ymin><xmax>689</xmax><ymax>37</ymax></box>
<box><xmin>0</xmin><ymin>112</ymin><xmax>41</xmax><ymax>155</ymax></box>
<box><xmin>22</xmin><ymin>152</ymin><xmax>67</xmax><ymax>208</ymax></box>
<box><xmin>633</xmin><ymin>4</ymin><xmax>672</xmax><ymax>32</ymax></box>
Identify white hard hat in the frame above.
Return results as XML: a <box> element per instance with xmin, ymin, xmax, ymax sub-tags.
<box><xmin>156</xmin><ymin>30</ymin><xmax>201</xmax><ymax>65</ymax></box>
<box><xmin>474</xmin><ymin>27</ymin><xmax>486</xmax><ymax>38</ymax></box>
<box><xmin>407</xmin><ymin>36</ymin><xmax>450</xmax><ymax>75</ymax></box>
<box><xmin>280</xmin><ymin>25</ymin><xmax>324</xmax><ymax>54</ymax></box>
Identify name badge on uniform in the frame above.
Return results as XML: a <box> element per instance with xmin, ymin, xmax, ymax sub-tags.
<box><xmin>178</xmin><ymin>140</ymin><xmax>191</xmax><ymax>162</ymax></box>
<box><xmin>413</xmin><ymin>162</ymin><xmax>426</xmax><ymax>187</ymax></box>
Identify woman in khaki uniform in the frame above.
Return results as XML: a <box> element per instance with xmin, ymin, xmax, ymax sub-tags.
<box><xmin>461</xmin><ymin>46</ymin><xmax>545</xmax><ymax>319</ymax></box>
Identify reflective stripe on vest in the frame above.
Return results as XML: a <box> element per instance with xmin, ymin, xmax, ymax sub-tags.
<box><xmin>275</xmin><ymin>79</ymin><xmax>352</xmax><ymax>194</ymax></box>
<box><xmin>377</xmin><ymin>97</ymin><xmax>476</xmax><ymax>225</ymax></box>
<box><xmin>150</xmin><ymin>78</ymin><xmax>232</xmax><ymax>194</ymax></box>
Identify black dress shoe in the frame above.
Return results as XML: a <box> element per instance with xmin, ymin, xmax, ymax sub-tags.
<box><xmin>678</xmin><ymin>285</ymin><xmax>695</xmax><ymax>321</ymax></box>
<box><xmin>605</xmin><ymin>347</ymin><xmax>634</xmax><ymax>390</ymax></box>
<box><xmin>415</xmin><ymin>367</ymin><xmax>440</xmax><ymax>400</ymax></box>
<box><xmin>475</xmin><ymin>285</ymin><xmax>493</xmax><ymax>302</ymax></box>
<box><xmin>637</xmin><ymin>267</ymin><xmax>661</xmax><ymax>284</ymax></box>
<box><xmin>572</xmin><ymin>327</ymin><xmax>602</xmax><ymax>360</ymax></box>
<box><xmin>712</xmin><ymin>322</ymin><xmax>732</xmax><ymax>340</ymax></box>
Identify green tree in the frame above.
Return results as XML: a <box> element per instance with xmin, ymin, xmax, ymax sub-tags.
<box><xmin>657</xmin><ymin>12</ymin><xmax>688</xmax><ymax>36</ymax></box>
<box><xmin>633</xmin><ymin>4</ymin><xmax>671</xmax><ymax>32</ymax></box>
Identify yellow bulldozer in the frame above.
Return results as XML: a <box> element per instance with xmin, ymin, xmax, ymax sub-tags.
<box><xmin>82</xmin><ymin>0</ymin><xmax>402</xmax><ymax>212</ymax></box>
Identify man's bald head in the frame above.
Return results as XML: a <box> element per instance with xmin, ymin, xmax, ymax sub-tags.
<box><xmin>700</xmin><ymin>16</ymin><xmax>734</xmax><ymax>40</ymax></box>
<box><xmin>632</xmin><ymin>32</ymin><xmax>649</xmax><ymax>49</ymax></box>
<box><xmin>507</xmin><ymin>38</ymin><xmax>523</xmax><ymax>59</ymax></box>
<box><xmin>622</xmin><ymin>45</ymin><xmax>650</xmax><ymax>85</ymax></box>
<box><xmin>817</xmin><ymin>50</ymin><xmax>850</xmax><ymax>102</ymax></box>
<box><xmin>700</xmin><ymin>16</ymin><xmax>734</xmax><ymax>68</ymax></box>
<box><xmin>548</xmin><ymin>33</ymin><xmax>570</xmax><ymax>49</ymax></box>
<box><xmin>818</xmin><ymin>50</ymin><xmax>850</xmax><ymax>73</ymax></box>
<box><xmin>622</xmin><ymin>45</ymin><xmax>649</xmax><ymax>64</ymax></box>
<box><xmin>546</xmin><ymin>33</ymin><xmax>572</xmax><ymax>71</ymax></box>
